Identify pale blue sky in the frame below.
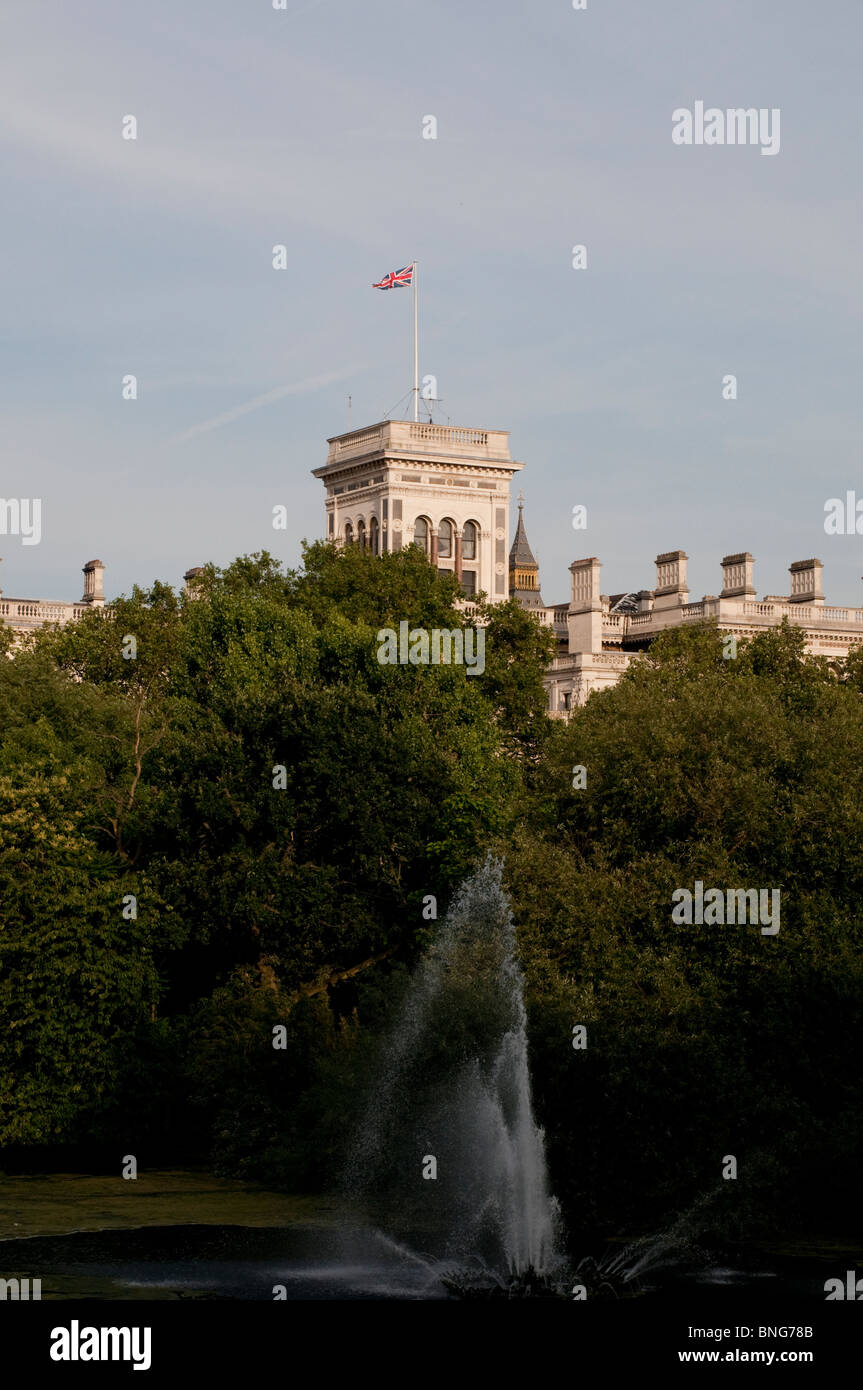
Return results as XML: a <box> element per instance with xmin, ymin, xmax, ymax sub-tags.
<box><xmin>2</xmin><ymin>0</ymin><xmax>861</xmax><ymax>607</ymax></box>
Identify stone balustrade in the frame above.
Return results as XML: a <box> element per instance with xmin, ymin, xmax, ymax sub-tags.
<box><xmin>325</xmin><ymin>419</ymin><xmax>512</xmax><ymax>467</ymax></box>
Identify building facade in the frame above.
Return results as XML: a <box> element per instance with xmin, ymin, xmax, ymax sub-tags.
<box><xmin>6</xmin><ymin>420</ymin><xmax>863</xmax><ymax>713</ymax></box>
<box><xmin>541</xmin><ymin>548</ymin><xmax>863</xmax><ymax>715</ymax></box>
<box><xmin>0</xmin><ymin>558</ymin><xmax>107</xmax><ymax>641</ymax></box>
<box><xmin>316</xmin><ymin>419</ymin><xmax>863</xmax><ymax>714</ymax></box>
<box><xmin>312</xmin><ymin>419</ymin><xmax>523</xmax><ymax>600</ymax></box>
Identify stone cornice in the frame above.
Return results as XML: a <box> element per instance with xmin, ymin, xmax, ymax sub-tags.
<box><xmin>317</xmin><ymin>456</ymin><xmax>518</xmax><ymax>485</ymax></box>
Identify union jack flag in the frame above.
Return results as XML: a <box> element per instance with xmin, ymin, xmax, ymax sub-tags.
<box><xmin>372</xmin><ymin>263</ymin><xmax>413</xmax><ymax>290</ymax></box>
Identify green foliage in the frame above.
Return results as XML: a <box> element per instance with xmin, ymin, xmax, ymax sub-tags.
<box><xmin>472</xmin><ymin>596</ymin><xmax>556</xmax><ymax>754</ymax></box>
<box><xmin>0</xmin><ymin>545</ymin><xmax>545</xmax><ymax>1166</ymax></box>
<box><xmin>0</xmin><ymin>773</ymin><xmax>158</xmax><ymax>1145</ymax></box>
<box><xmin>4</xmin><ymin>558</ymin><xmax>863</xmax><ymax>1249</ymax></box>
<box><xmin>509</xmin><ymin>620</ymin><xmax>863</xmax><ymax>1240</ymax></box>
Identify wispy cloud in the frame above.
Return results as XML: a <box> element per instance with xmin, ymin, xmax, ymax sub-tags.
<box><xmin>165</xmin><ymin>366</ymin><xmax>364</xmax><ymax>444</ymax></box>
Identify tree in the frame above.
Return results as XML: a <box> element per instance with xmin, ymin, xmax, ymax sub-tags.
<box><xmin>0</xmin><ymin>772</ymin><xmax>158</xmax><ymax>1145</ymax></box>
<box><xmin>508</xmin><ymin>620</ymin><xmax>863</xmax><ymax>1240</ymax></box>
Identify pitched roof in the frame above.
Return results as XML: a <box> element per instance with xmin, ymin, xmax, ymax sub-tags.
<box><xmin>509</xmin><ymin>504</ymin><xmax>538</xmax><ymax>568</ymax></box>
<box><xmin>608</xmin><ymin>591</ymin><xmax>641</xmax><ymax>613</ymax></box>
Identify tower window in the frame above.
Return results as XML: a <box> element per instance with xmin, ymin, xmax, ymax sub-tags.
<box><xmin>369</xmin><ymin>516</ymin><xmax>379</xmax><ymax>555</ymax></box>
<box><xmin>413</xmin><ymin>516</ymin><xmax>430</xmax><ymax>555</ymax></box>
<box><xmin>438</xmin><ymin>519</ymin><xmax>453</xmax><ymax>559</ymax></box>
<box><xmin>462</xmin><ymin>521</ymin><xmax>478</xmax><ymax>561</ymax></box>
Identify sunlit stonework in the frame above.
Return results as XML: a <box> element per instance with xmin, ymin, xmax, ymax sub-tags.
<box><xmin>312</xmin><ymin>418</ymin><xmax>523</xmax><ymax>602</ymax></box>
<box><xmin>5</xmin><ymin>421</ymin><xmax>863</xmax><ymax>715</ymax></box>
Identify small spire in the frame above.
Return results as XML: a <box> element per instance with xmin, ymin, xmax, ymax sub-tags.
<box><xmin>509</xmin><ymin>499</ymin><xmax>538</xmax><ymax>568</ymax></box>
<box><xmin>509</xmin><ymin>496</ymin><xmax>545</xmax><ymax>607</ymax></box>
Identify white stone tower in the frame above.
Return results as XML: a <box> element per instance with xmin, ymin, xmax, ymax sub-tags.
<box><xmin>312</xmin><ymin>419</ymin><xmax>524</xmax><ymax>599</ymax></box>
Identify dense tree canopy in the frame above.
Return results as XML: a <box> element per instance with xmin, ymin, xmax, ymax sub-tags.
<box><xmin>2</xmin><ymin>556</ymin><xmax>861</xmax><ymax>1247</ymax></box>
<box><xmin>510</xmin><ymin>619</ymin><xmax>863</xmax><ymax>1239</ymax></box>
<box><xmin>0</xmin><ymin>544</ymin><xmax>551</xmax><ymax>1171</ymax></box>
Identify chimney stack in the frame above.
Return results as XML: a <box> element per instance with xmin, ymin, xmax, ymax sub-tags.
<box><xmin>183</xmin><ymin>566</ymin><xmax>204</xmax><ymax>598</ymax></box>
<box><xmin>720</xmin><ymin>552</ymin><xmax>756</xmax><ymax>598</ymax></box>
<box><xmin>81</xmin><ymin>559</ymin><xmax>105</xmax><ymax>606</ymax></box>
<box><xmin>567</xmin><ymin>556</ymin><xmax>603</xmax><ymax>654</ymax></box>
<box><xmin>653</xmin><ymin>550</ymin><xmax>689</xmax><ymax>610</ymax></box>
<box><xmin>788</xmin><ymin>558</ymin><xmax>824</xmax><ymax>605</ymax></box>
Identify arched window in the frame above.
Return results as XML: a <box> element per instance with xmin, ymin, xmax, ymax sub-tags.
<box><xmin>438</xmin><ymin>518</ymin><xmax>453</xmax><ymax>559</ymax></box>
<box><xmin>369</xmin><ymin>516</ymin><xmax>379</xmax><ymax>555</ymax></box>
<box><xmin>462</xmin><ymin>520</ymin><xmax>478</xmax><ymax>561</ymax></box>
<box><xmin>357</xmin><ymin>519</ymin><xmax>366</xmax><ymax>549</ymax></box>
<box><xmin>413</xmin><ymin>516</ymin><xmax>430</xmax><ymax>555</ymax></box>
<box><xmin>344</xmin><ymin>521</ymin><xmax>353</xmax><ymax>546</ymax></box>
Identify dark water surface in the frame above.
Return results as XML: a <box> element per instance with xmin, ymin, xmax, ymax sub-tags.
<box><xmin>0</xmin><ymin>1223</ymin><xmax>846</xmax><ymax>1301</ymax></box>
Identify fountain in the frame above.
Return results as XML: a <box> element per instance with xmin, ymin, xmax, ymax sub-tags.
<box><xmin>344</xmin><ymin>856</ymin><xmax>564</xmax><ymax>1294</ymax></box>
<box><xmin>11</xmin><ymin>857</ymin><xmax>567</xmax><ymax>1302</ymax></box>
<box><xmin>10</xmin><ymin>858</ymin><xmax>811</xmax><ymax>1302</ymax></box>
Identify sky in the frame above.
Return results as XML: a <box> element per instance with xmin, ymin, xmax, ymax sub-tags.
<box><xmin>2</xmin><ymin>0</ymin><xmax>861</xmax><ymax>608</ymax></box>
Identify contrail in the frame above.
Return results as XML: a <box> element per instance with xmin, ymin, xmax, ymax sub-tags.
<box><xmin>166</xmin><ymin>366</ymin><xmax>363</xmax><ymax>444</ymax></box>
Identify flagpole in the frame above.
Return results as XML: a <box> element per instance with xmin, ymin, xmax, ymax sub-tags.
<box><xmin>412</xmin><ymin>259</ymin><xmax>418</xmax><ymax>422</ymax></box>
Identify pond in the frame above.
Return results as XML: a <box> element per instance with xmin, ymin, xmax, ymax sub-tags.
<box><xmin>0</xmin><ymin>1219</ymin><xmax>847</xmax><ymax>1301</ymax></box>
